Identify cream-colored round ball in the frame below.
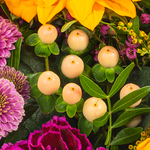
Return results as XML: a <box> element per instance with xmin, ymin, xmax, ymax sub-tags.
<box><xmin>61</xmin><ymin>55</ymin><xmax>84</xmax><ymax>78</ymax></box>
<box><xmin>67</xmin><ymin>29</ymin><xmax>89</xmax><ymax>51</ymax></box>
<box><xmin>62</xmin><ymin>83</ymin><xmax>82</xmax><ymax>105</ymax></box>
<box><xmin>120</xmin><ymin>83</ymin><xmax>141</xmax><ymax>108</ymax></box>
<box><xmin>98</xmin><ymin>46</ymin><xmax>119</xmax><ymax>68</ymax></box>
<box><xmin>37</xmin><ymin>71</ymin><xmax>60</xmax><ymax>95</ymax></box>
<box><xmin>38</xmin><ymin>24</ymin><xmax>58</xmax><ymax>44</ymax></box>
<box><xmin>126</xmin><ymin>116</ymin><xmax>142</xmax><ymax>127</ymax></box>
<box><xmin>83</xmin><ymin>97</ymin><xmax>107</xmax><ymax>122</ymax></box>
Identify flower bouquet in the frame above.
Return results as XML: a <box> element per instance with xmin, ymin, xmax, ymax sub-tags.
<box><xmin>0</xmin><ymin>0</ymin><xmax>150</xmax><ymax>150</ymax></box>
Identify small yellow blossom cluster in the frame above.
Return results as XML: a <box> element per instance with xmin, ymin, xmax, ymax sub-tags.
<box><xmin>128</xmin><ymin>126</ymin><xmax>150</xmax><ymax>150</ymax></box>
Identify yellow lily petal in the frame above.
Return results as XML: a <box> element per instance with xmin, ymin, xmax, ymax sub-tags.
<box><xmin>5</xmin><ymin>0</ymin><xmax>37</xmax><ymax>23</ymax></box>
<box><xmin>132</xmin><ymin>0</ymin><xmax>141</xmax><ymax>2</ymax></box>
<box><xmin>37</xmin><ymin>0</ymin><xmax>66</xmax><ymax>24</ymax></box>
<box><xmin>66</xmin><ymin>0</ymin><xmax>105</xmax><ymax>31</ymax></box>
<box><xmin>97</xmin><ymin>0</ymin><xmax>136</xmax><ymax>18</ymax></box>
<box><xmin>137</xmin><ymin>138</ymin><xmax>150</xmax><ymax>150</ymax></box>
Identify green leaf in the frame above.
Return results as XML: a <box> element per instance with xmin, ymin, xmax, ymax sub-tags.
<box><xmin>36</xmin><ymin>95</ymin><xmax>56</xmax><ymax>114</ymax></box>
<box><xmin>92</xmin><ymin>64</ymin><xmax>106</xmax><ymax>82</ymax></box>
<box><xmin>76</xmin><ymin>98</ymin><xmax>84</xmax><ymax>112</ymax></box>
<box><xmin>112</xmin><ymin>86</ymin><xmax>150</xmax><ymax>113</ymax></box>
<box><xmin>110</xmin><ymin>127</ymin><xmax>143</xmax><ymax>145</ymax></box>
<box><xmin>78</xmin><ymin>116</ymin><xmax>93</xmax><ymax>136</ymax></box>
<box><xmin>114</xmin><ymin>65</ymin><xmax>124</xmax><ymax>75</ymax></box>
<box><xmin>61</xmin><ymin>20</ymin><xmax>77</xmax><ymax>32</ymax></box>
<box><xmin>112</xmin><ymin>108</ymin><xmax>150</xmax><ymax>128</ymax></box>
<box><xmin>79</xmin><ymin>75</ymin><xmax>107</xmax><ymax>99</ymax></box>
<box><xmin>105</xmin><ymin>68</ymin><xmax>115</xmax><ymax>83</ymax></box>
<box><xmin>48</xmin><ymin>42</ymin><xmax>60</xmax><ymax>55</ymax></box>
<box><xmin>55</xmin><ymin>96</ymin><xmax>68</xmax><ymax>112</ymax></box>
<box><xmin>93</xmin><ymin>112</ymin><xmax>109</xmax><ymax>127</ymax></box>
<box><xmin>130</xmin><ymin>16</ymin><xmax>140</xmax><ymax>34</ymax></box>
<box><xmin>111</xmin><ymin>145</ymin><xmax>119</xmax><ymax>150</ymax></box>
<box><xmin>29</xmin><ymin>72</ymin><xmax>41</xmax><ymax>87</ymax></box>
<box><xmin>30</xmin><ymin>84</ymin><xmax>42</xmax><ymax>98</ymax></box>
<box><xmin>35</xmin><ymin>42</ymin><xmax>51</xmax><ymax>57</ymax></box>
<box><xmin>138</xmin><ymin>0</ymin><xmax>150</xmax><ymax>9</ymax></box>
<box><xmin>66</xmin><ymin>104</ymin><xmax>77</xmax><ymax>118</ymax></box>
<box><xmin>109</xmin><ymin>62</ymin><xmax>134</xmax><ymax>97</ymax></box>
<box><xmin>26</xmin><ymin>33</ymin><xmax>40</xmax><ymax>46</ymax></box>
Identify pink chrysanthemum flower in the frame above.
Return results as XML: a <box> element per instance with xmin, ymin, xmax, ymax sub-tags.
<box><xmin>0</xmin><ymin>16</ymin><xmax>22</xmax><ymax>68</ymax></box>
<box><xmin>0</xmin><ymin>66</ymin><xmax>31</xmax><ymax>103</ymax></box>
<box><xmin>0</xmin><ymin>78</ymin><xmax>25</xmax><ymax>139</ymax></box>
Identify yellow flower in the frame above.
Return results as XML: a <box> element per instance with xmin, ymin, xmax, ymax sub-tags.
<box><xmin>66</xmin><ymin>0</ymin><xmax>137</xmax><ymax>31</ymax></box>
<box><xmin>5</xmin><ymin>0</ymin><xmax>66</xmax><ymax>24</ymax></box>
<box><xmin>5</xmin><ymin>0</ymin><xmax>37</xmax><ymax>23</ymax></box>
<box><xmin>132</xmin><ymin>0</ymin><xmax>141</xmax><ymax>2</ymax></box>
<box><xmin>137</xmin><ymin>138</ymin><xmax>150</xmax><ymax>150</ymax></box>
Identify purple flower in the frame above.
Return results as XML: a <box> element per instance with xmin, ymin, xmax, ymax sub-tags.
<box><xmin>96</xmin><ymin>147</ymin><xmax>107</xmax><ymax>150</ymax></box>
<box><xmin>0</xmin><ymin>66</ymin><xmax>31</xmax><ymax>103</ymax></box>
<box><xmin>0</xmin><ymin>78</ymin><xmax>25</xmax><ymax>139</ymax></box>
<box><xmin>0</xmin><ymin>16</ymin><xmax>23</xmax><ymax>68</ymax></box>
<box><xmin>140</xmin><ymin>14</ymin><xmax>150</xmax><ymax>24</ymax></box>
<box><xmin>56</xmin><ymin>27</ymin><xmax>62</xmax><ymax>37</ymax></box>
<box><xmin>120</xmin><ymin>36</ymin><xmax>140</xmax><ymax>60</ymax></box>
<box><xmin>100</xmin><ymin>24</ymin><xmax>110</xmax><ymax>36</ymax></box>
<box><xmin>66</xmin><ymin>13</ymin><xmax>74</xmax><ymax>21</ymax></box>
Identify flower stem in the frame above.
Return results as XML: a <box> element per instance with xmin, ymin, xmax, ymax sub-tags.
<box><xmin>45</xmin><ymin>57</ymin><xmax>50</xmax><ymax>71</ymax></box>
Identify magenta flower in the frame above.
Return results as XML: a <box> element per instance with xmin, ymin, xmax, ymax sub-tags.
<box><xmin>0</xmin><ymin>16</ymin><xmax>22</xmax><ymax>68</ymax></box>
<box><xmin>28</xmin><ymin>116</ymin><xmax>93</xmax><ymax>150</ymax></box>
<box><xmin>96</xmin><ymin>147</ymin><xmax>107</xmax><ymax>150</ymax></box>
<box><xmin>120</xmin><ymin>36</ymin><xmax>140</xmax><ymax>60</ymax></box>
<box><xmin>0</xmin><ymin>66</ymin><xmax>31</xmax><ymax>103</ymax></box>
<box><xmin>0</xmin><ymin>78</ymin><xmax>25</xmax><ymax>139</ymax></box>
<box><xmin>140</xmin><ymin>14</ymin><xmax>150</xmax><ymax>24</ymax></box>
<box><xmin>66</xmin><ymin>13</ymin><xmax>74</xmax><ymax>21</ymax></box>
<box><xmin>100</xmin><ymin>24</ymin><xmax>110</xmax><ymax>36</ymax></box>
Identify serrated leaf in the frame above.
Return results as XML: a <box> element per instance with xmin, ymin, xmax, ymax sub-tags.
<box><xmin>93</xmin><ymin>112</ymin><xmax>109</xmax><ymax>127</ymax></box>
<box><xmin>61</xmin><ymin>20</ymin><xmax>77</xmax><ymax>32</ymax></box>
<box><xmin>79</xmin><ymin>75</ymin><xmax>107</xmax><ymax>99</ymax></box>
<box><xmin>66</xmin><ymin>104</ymin><xmax>77</xmax><ymax>118</ymax></box>
<box><xmin>105</xmin><ymin>68</ymin><xmax>115</xmax><ymax>83</ymax></box>
<box><xmin>78</xmin><ymin>116</ymin><xmax>93</xmax><ymax>137</ymax></box>
<box><xmin>109</xmin><ymin>62</ymin><xmax>134</xmax><ymax>97</ymax></box>
<box><xmin>112</xmin><ymin>86</ymin><xmax>150</xmax><ymax>113</ymax></box>
<box><xmin>114</xmin><ymin>65</ymin><xmax>124</xmax><ymax>75</ymax></box>
<box><xmin>76</xmin><ymin>98</ymin><xmax>84</xmax><ymax>112</ymax></box>
<box><xmin>36</xmin><ymin>95</ymin><xmax>55</xmax><ymax>114</ymax></box>
<box><xmin>92</xmin><ymin>64</ymin><xmax>106</xmax><ymax>82</ymax></box>
<box><xmin>35</xmin><ymin>42</ymin><xmax>51</xmax><ymax>57</ymax></box>
<box><xmin>30</xmin><ymin>84</ymin><xmax>42</xmax><ymax>98</ymax></box>
<box><xmin>48</xmin><ymin>42</ymin><xmax>60</xmax><ymax>55</ymax></box>
<box><xmin>110</xmin><ymin>127</ymin><xmax>143</xmax><ymax>145</ymax></box>
<box><xmin>26</xmin><ymin>33</ymin><xmax>40</xmax><ymax>46</ymax></box>
<box><xmin>112</xmin><ymin>108</ymin><xmax>150</xmax><ymax>128</ymax></box>
<box><xmin>55</xmin><ymin>96</ymin><xmax>68</xmax><ymax>112</ymax></box>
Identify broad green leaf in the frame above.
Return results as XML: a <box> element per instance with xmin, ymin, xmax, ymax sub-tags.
<box><xmin>55</xmin><ymin>96</ymin><xmax>68</xmax><ymax>112</ymax></box>
<box><xmin>61</xmin><ymin>20</ymin><xmax>77</xmax><ymax>32</ymax></box>
<box><xmin>36</xmin><ymin>95</ymin><xmax>55</xmax><ymax>114</ymax></box>
<box><xmin>139</xmin><ymin>0</ymin><xmax>150</xmax><ymax>9</ymax></box>
<box><xmin>48</xmin><ymin>42</ymin><xmax>60</xmax><ymax>55</ymax></box>
<box><xmin>30</xmin><ymin>84</ymin><xmax>42</xmax><ymax>98</ymax></box>
<box><xmin>29</xmin><ymin>72</ymin><xmax>41</xmax><ymax>86</ymax></box>
<box><xmin>130</xmin><ymin>16</ymin><xmax>140</xmax><ymax>34</ymax></box>
<box><xmin>114</xmin><ymin>65</ymin><xmax>124</xmax><ymax>75</ymax></box>
<box><xmin>92</xmin><ymin>64</ymin><xmax>106</xmax><ymax>82</ymax></box>
<box><xmin>109</xmin><ymin>62</ymin><xmax>134</xmax><ymax>97</ymax></box>
<box><xmin>76</xmin><ymin>98</ymin><xmax>84</xmax><ymax>112</ymax></box>
<box><xmin>66</xmin><ymin>104</ymin><xmax>77</xmax><ymax>118</ymax></box>
<box><xmin>35</xmin><ymin>42</ymin><xmax>51</xmax><ymax>57</ymax></box>
<box><xmin>79</xmin><ymin>75</ymin><xmax>107</xmax><ymax>99</ymax></box>
<box><xmin>105</xmin><ymin>68</ymin><xmax>115</xmax><ymax>83</ymax></box>
<box><xmin>26</xmin><ymin>33</ymin><xmax>40</xmax><ymax>46</ymax></box>
<box><xmin>112</xmin><ymin>86</ymin><xmax>150</xmax><ymax>113</ymax></box>
<box><xmin>93</xmin><ymin>112</ymin><xmax>109</xmax><ymax>127</ymax></box>
<box><xmin>112</xmin><ymin>108</ymin><xmax>150</xmax><ymax>128</ymax></box>
<box><xmin>110</xmin><ymin>127</ymin><xmax>143</xmax><ymax>145</ymax></box>
<box><xmin>78</xmin><ymin>116</ymin><xmax>93</xmax><ymax>136</ymax></box>
<box><xmin>92</xmin><ymin>126</ymin><xmax>99</xmax><ymax>133</ymax></box>
<box><xmin>111</xmin><ymin>145</ymin><xmax>119</xmax><ymax>150</ymax></box>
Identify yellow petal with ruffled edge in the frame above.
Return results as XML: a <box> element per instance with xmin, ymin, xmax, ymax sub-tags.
<box><xmin>37</xmin><ymin>0</ymin><xmax>66</xmax><ymax>24</ymax></box>
<box><xmin>97</xmin><ymin>0</ymin><xmax>136</xmax><ymax>18</ymax></box>
<box><xmin>137</xmin><ymin>138</ymin><xmax>150</xmax><ymax>150</ymax></box>
<box><xmin>5</xmin><ymin>0</ymin><xmax>37</xmax><ymax>23</ymax></box>
<box><xmin>66</xmin><ymin>0</ymin><xmax>105</xmax><ymax>31</ymax></box>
